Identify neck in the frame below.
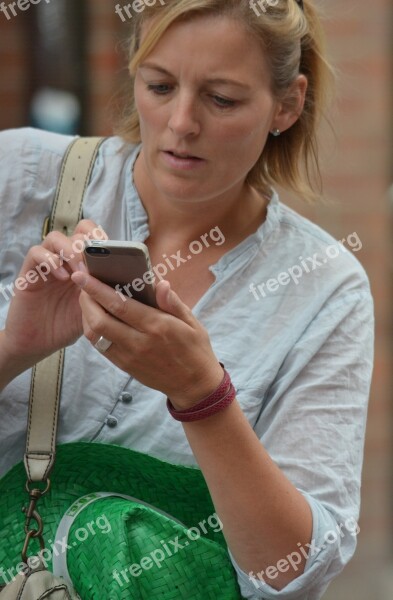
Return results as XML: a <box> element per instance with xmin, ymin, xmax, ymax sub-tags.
<box><xmin>133</xmin><ymin>151</ymin><xmax>268</xmax><ymax>247</ymax></box>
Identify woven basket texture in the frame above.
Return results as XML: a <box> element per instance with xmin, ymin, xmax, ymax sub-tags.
<box><xmin>0</xmin><ymin>443</ymin><xmax>245</xmax><ymax>599</ymax></box>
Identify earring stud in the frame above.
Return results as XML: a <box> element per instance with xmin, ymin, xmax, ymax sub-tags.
<box><xmin>271</xmin><ymin>128</ymin><xmax>281</xmax><ymax>137</ymax></box>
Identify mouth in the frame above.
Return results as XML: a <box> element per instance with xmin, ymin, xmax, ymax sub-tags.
<box><xmin>165</xmin><ymin>149</ymin><xmax>204</xmax><ymax>160</ymax></box>
<box><xmin>161</xmin><ymin>149</ymin><xmax>206</xmax><ymax>170</ymax></box>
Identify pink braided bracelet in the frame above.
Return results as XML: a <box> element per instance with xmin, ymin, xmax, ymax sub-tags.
<box><xmin>166</xmin><ymin>363</ymin><xmax>236</xmax><ymax>422</ymax></box>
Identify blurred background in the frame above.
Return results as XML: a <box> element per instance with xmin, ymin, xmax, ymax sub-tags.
<box><xmin>0</xmin><ymin>0</ymin><xmax>391</xmax><ymax>597</ymax></box>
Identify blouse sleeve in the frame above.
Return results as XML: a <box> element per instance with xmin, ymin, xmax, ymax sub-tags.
<box><xmin>0</xmin><ymin>127</ymin><xmax>73</xmax><ymax>321</ymax></box>
<box><xmin>229</xmin><ymin>284</ymin><xmax>374</xmax><ymax>599</ymax></box>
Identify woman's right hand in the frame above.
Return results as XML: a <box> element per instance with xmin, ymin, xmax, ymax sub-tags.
<box><xmin>1</xmin><ymin>219</ymin><xmax>108</xmax><ymax>372</ymax></box>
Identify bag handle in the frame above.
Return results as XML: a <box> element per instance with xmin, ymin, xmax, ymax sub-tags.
<box><xmin>24</xmin><ymin>137</ymin><xmax>105</xmax><ymax>484</ymax></box>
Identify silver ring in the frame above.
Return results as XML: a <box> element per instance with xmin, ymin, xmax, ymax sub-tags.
<box><xmin>94</xmin><ymin>336</ymin><xmax>113</xmax><ymax>353</ymax></box>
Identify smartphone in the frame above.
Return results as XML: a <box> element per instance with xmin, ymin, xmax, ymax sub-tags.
<box><xmin>83</xmin><ymin>240</ymin><xmax>157</xmax><ymax>307</ymax></box>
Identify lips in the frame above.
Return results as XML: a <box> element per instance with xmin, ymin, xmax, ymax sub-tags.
<box><xmin>166</xmin><ymin>149</ymin><xmax>202</xmax><ymax>160</ymax></box>
<box><xmin>160</xmin><ymin>148</ymin><xmax>206</xmax><ymax>171</ymax></box>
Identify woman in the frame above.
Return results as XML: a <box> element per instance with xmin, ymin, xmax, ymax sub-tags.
<box><xmin>0</xmin><ymin>1</ymin><xmax>373</xmax><ymax>598</ymax></box>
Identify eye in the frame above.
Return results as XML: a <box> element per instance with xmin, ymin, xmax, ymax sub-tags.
<box><xmin>210</xmin><ymin>95</ymin><xmax>236</xmax><ymax>109</ymax></box>
<box><xmin>146</xmin><ymin>84</ymin><xmax>172</xmax><ymax>95</ymax></box>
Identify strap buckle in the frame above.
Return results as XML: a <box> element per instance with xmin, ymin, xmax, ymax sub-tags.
<box><xmin>42</xmin><ymin>216</ymin><xmax>50</xmax><ymax>240</ymax></box>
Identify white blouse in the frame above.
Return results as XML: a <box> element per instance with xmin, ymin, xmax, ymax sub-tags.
<box><xmin>0</xmin><ymin>128</ymin><xmax>374</xmax><ymax>600</ymax></box>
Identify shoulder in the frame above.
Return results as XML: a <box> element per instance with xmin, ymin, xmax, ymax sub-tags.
<box><xmin>0</xmin><ymin>126</ymin><xmax>75</xmax><ymax>163</ymax></box>
<box><xmin>0</xmin><ymin>128</ymin><xmax>76</xmax><ymax>200</ymax></box>
<box><xmin>0</xmin><ymin>127</ymin><xmax>138</xmax><ymax>204</ymax></box>
<box><xmin>0</xmin><ymin>129</ymin><xmax>138</xmax><ymax>285</ymax></box>
<box><xmin>0</xmin><ymin>127</ymin><xmax>136</xmax><ymax>171</ymax></box>
<box><xmin>261</xmin><ymin>194</ymin><xmax>371</xmax><ymax>302</ymax></box>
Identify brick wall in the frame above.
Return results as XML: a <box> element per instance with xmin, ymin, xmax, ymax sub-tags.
<box><xmin>0</xmin><ymin>10</ymin><xmax>30</xmax><ymax>129</ymax></box>
<box><xmin>0</xmin><ymin>1</ymin><xmax>391</xmax><ymax>598</ymax></box>
<box><xmin>85</xmin><ymin>0</ymin><xmax>127</xmax><ymax>135</ymax></box>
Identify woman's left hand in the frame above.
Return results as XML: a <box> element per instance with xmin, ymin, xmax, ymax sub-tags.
<box><xmin>71</xmin><ymin>271</ymin><xmax>224</xmax><ymax>409</ymax></box>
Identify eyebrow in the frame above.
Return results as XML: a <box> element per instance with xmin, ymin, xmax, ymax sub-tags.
<box><xmin>139</xmin><ymin>62</ymin><xmax>251</xmax><ymax>90</ymax></box>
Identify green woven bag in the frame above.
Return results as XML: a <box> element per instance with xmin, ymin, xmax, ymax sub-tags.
<box><xmin>0</xmin><ymin>442</ymin><xmax>245</xmax><ymax>599</ymax></box>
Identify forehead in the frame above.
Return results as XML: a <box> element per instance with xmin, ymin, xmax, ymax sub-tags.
<box><xmin>139</xmin><ymin>14</ymin><xmax>271</xmax><ymax>85</ymax></box>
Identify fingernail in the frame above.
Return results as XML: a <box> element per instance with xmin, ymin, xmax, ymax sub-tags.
<box><xmin>168</xmin><ymin>288</ymin><xmax>176</xmax><ymax>306</ymax></box>
<box><xmin>78</xmin><ymin>261</ymin><xmax>88</xmax><ymax>273</ymax></box>
<box><xmin>72</xmin><ymin>272</ymin><xmax>88</xmax><ymax>288</ymax></box>
<box><xmin>57</xmin><ymin>267</ymin><xmax>69</xmax><ymax>279</ymax></box>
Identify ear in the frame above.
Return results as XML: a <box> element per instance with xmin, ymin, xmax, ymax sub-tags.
<box><xmin>271</xmin><ymin>74</ymin><xmax>308</xmax><ymax>134</ymax></box>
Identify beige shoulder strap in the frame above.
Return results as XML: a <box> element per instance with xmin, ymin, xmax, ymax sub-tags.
<box><xmin>42</xmin><ymin>137</ymin><xmax>105</xmax><ymax>238</ymax></box>
<box><xmin>24</xmin><ymin>136</ymin><xmax>105</xmax><ymax>483</ymax></box>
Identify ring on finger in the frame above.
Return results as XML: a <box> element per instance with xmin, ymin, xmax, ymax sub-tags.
<box><xmin>94</xmin><ymin>335</ymin><xmax>113</xmax><ymax>353</ymax></box>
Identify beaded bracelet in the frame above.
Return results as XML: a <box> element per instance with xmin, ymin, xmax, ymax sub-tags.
<box><xmin>166</xmin><ymin>363</ymin><xmax>236</xmax><ymax>422</ymax></box>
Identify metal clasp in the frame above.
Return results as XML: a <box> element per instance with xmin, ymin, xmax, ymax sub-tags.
<box><xmin>21</xmin><ymin>480</ymin><xmax>50</xmax><ymax>563</ymax></box>
<box><xmin>42</xmin><ymin>216</ymin><xmax>50</xmax><ymax>240</ymax></box>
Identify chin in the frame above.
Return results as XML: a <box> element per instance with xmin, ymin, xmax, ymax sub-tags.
<box><xmin>154</xmin><ymin>172</ymin><xmax>215</xmax><ymax>204</ymax></box>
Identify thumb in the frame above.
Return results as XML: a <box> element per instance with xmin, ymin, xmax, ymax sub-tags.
<box><xmin>155</xmin><ymin>280</ymin><xmax>195</xmax><ymax>325</ymax></box>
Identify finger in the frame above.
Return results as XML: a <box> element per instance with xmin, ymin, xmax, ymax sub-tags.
<box><xmin>78</xmin><ymin>289</ymin><xmax>144</xmax><ymax>350</ymax></box>
<box><xmin>71</xmin><ymin>271</ymin><xmax>157</xmax><ymax>330</ymax></box>
<box><xmin>72</xmin><ymin>271</ymin><xmax>197</xmax><ymax>330</ymax></box>
<box><xmin>79</xmin><ymin>292</ymin><xmax>111</xmax><ymax>344</ymax></box>
<box><xmin>155</xmin><ymin>280</ymin><xmax>195</xmax><ymax>327</ymax></box>
<box><xmin>42</xmin><ymin>224</ymin><xmax>108</xmax><ymax>276</ymax></box>
<box><xmin>21</xmin><ymin>245</ymin><xmax>71</xmax><ymax>285</ymax></box>
<box><xmin>67</xmin><ymin>225</ymin><xmax>108</xmax><ymax>270</ymax></box>
<box><xmin>42</xmin><ymin>231</ymin><xmax>84</xmax><ymax>274</ymax></box>
<box><xmin>73</xmin><ymin>219</ymin><xmax>108</xmax><ymax>241</ymax></box>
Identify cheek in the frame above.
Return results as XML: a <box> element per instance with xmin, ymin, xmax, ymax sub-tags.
<box><xmin>134</xmin><ymin>85</ymin><xmax>165</xmax><ymax>132</ymax></box>
<box><xmin>212</xmin><ymin>115</ymin><xmax>269</xmax><ymax>166</ymax></box>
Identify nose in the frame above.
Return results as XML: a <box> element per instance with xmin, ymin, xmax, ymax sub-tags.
<box><xmin>167</xmin><ymin>91</ymin><xmax>201</xmax><ymax>138</ymax></box>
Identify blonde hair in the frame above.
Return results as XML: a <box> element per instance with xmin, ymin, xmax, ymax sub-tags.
<box><xmin>114</xmin><ymin>0</ymin><xmax>335</xmax><ymax>202</ymax></box>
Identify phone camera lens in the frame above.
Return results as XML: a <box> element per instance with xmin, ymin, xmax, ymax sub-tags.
<box><xmin>86</xmin><ymin>246</ymin><xmax>110</xmax><ymax>256</ymax></box>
